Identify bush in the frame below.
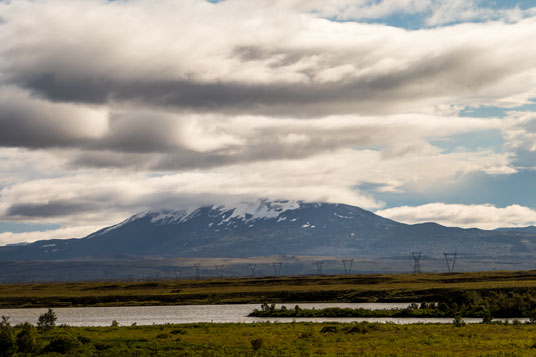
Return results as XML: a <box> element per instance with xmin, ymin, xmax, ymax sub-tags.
<box><xmin>453</xmin><ymin>315</ymin><xmax>466</xmax><ymax>327</ymax></box>
<box><xmin>481</xmin><ymin>310</ymin><xmax>493</xmax><ymax>324</ymax></box>
<box><xmin>320</xmin><ymin>326</ymin><xmax>338</xmax><ymax>333</ymax></box>
<box><xmin>44</xmin><ymin>334</ymin><xmax>80</xmax><ymax>354</ymax></box>
<box><xmin>0</xmin><ymin>316</ymin><xmax>10</xmax><ymax>328</ymax></box>
<box><xmin>37</xmin><ymin>309</ymin><xmax>57</xmax><ymax>331</ymax></box>
<box><xmin>348</xmin><ymin>324</ymin><xmax>371</xmax><ymax>334</ymax></box>
<box><xmin>111</xmin><ymin>320</ymin><xmax>119</xmax><ymax>327</ymax></box>
<box><xmin>0</xmin><ymin>319</ymin><xmax>15</xmax><ymax>357</ymax></box>
<box><xmin>94</xmin><ymin>342</ymin><xmax>113</xmax><ymax>351</ymax></box>
<box><xmin>16</xmin><ymin>323</ymin><xmax>38</xmax><ymax>354</ymax></box>
<box><xmin>77</xmin><ymin>335</ymin><xmax>91</xmax><ymax>344</ymax></box>
<box><xmin>250</xmin><ymin>338</ymin><xmax>264</xmax><ymax>352</ymax></box>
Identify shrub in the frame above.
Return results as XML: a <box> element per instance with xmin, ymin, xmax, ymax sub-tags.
<box><xmin>16</xmin><ymin>323</ymin><xmax>38</xmax><ymax>354</ymax></box>
<box><xmin>453</xmin><ymin>315</ymin><xmax>466</xmax><ymax>327</ymax></box>
<box><xmin>44</xmin><ymin>334</ymin><xmax>80</xmax><ymax>354</ymax></box>
<box><xmin>0</xmin><ymin>320</ymin><xmax>15</xmax><ymax>357</ymax></box>
<box><xmin>0</xmin><ymin>316</ymin><xmax>10</xmax><ymax>328</ymax></box>
<box><xmin>529</xmin><ymin>310</ymin><xmax>536</xmax><ymax>324</ymax></box>
<box><xmin>77</xmin><ymin>335</ymin><xmax>91</xmax><ymax>344</ymax></box>
<box><xmin>111</xmin><ymin>320</ymin><xmax>119</xmax><ymax>327</ymax></box>
<box><xmin>481</xmin><ymin>310</ymin><xmax>493</xmax><ymax>324</ymax></box>
<box><xmin>348</xmin><ymin>324</ymin><xmax>371</xmax><ymax>334</ymax></box>
<box><xmin>320</xmin><ymin>326</ymin><xmax>338</xmax><ymax>333</ymax></box>
<box><xmin>94</xmin><ymin>342</ymin><xmax>113</xmax><ymax>351</ymax></box>
<box><xmin>250</xmin><ymin>338</ymin><xmax>264</xmax><ymax>352</ymax></box>
<box><xmin>37</xmin><ymin>309</ymin><xmax>57</xmax><ymax>331</ymax></box>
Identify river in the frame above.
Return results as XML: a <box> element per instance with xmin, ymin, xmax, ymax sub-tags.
<box><xmin>0</xmin><ymin>303</ymin><xmax>525</xmax><ymax>326</ymax></box>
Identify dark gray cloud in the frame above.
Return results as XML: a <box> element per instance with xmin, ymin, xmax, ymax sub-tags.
<box><xmin>7</xmin><ymin>200</ymin><xmax>97</xmax><ymax>218</ymax></box>
<box><xmin>67</xmin><ymin>120</ymin><xmax>393</xmax><ymax>171</ymax></box>
<box><xmin>0</xmin><ymin>89</ymin><xmax>104</xmax><ymax>148</ymax></box>
<box><xmin>6</xmin><ymin>46</ymin><xmax>516</xmax><ymax>117</ymax></box>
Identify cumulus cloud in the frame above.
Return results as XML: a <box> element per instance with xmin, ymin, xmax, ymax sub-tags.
<box><xmin>0</xmin><ymin>87</ymin><xmax>107</xmax><ymax>148</ymax></box>
<box><xmin>0</xmin><ymin>91</ymin><xmax>507</xmax><ymax>169</ymax></box>
<box><xmin>0</xmin><ymin>145</ymin><xmax>513</xmax><ymax>226</ymax></box>
<box><xmin>1</xmin><ymin>0</ymin><xmax>536</xmax><ymax>116</ymax></box>
<box><xmin>376</xmin><ymin>203</ymin><xmax>536</xmax><ymax>229</ymax></box>
<box><xmin>0</xmin><ymin>0</ymin><xmax>534</xmax><ymax>244</ymax></box>
<box><xmin>502</xmin><ymin>111</ymin><xmax>536</xmax><ymax>169</ymax></box>
<box><xmin>71</xmin><ymin>113</ymin><xmax>506</xmax><ymax>170</ymax></box>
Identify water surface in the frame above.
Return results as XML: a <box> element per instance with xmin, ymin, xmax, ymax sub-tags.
<box><xmin>0</xmin><ymin>303</ymin><xmax>524</xmax><ymax>326</ymax></box>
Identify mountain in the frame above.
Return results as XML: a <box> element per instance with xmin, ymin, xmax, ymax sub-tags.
<box><xmin>495</xmin><ymin>226</ymin><xmax>536</xmax><ymax>233</ymax></box>
<box><xmin>1</xmin><ymin>200</ymin><xmax>536</xmax><ymax>261</ymax></box>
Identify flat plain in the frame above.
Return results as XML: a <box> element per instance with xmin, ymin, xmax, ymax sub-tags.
<box><xmin>2</xmin><ymin>270</ymin><xmax>536</xmax><ymax>307</ymax></box>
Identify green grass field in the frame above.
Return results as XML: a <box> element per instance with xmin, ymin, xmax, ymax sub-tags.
<box><xmin>3</xmin><ymin>271</ymin><xmax>536</xmax><ymax>355</ymax></box>
<box><xmin>2</xmin><ymin>270</ymin><xmax>536</xmax><ymax>308</ymax></box>
<box><xmin>3</xmin><ymin>321</ymin><xmax>536</xmax><ymax>356</ymax></box>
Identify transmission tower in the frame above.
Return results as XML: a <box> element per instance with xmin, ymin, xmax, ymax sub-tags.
<box><xmin>249</xmin><ymin>264</ymin><xmax>257</xmax><ymax>278</ymax></box>
<box><xmin>444</xmin><ymin>252</ymin><xmax>457</xmax><ymax>273</ymax></box>
<box><xmin>342</xmin><ymin>259</ymin><xmax>354</xmax><ymax>275</ymax></box>
<box><xmin>314</xmin><ymin>261</ymin><xmax>324</xmax><ymax>275</ymax></box>
<box><xmin>272</xmin><ymin>262</ymin><xmax>283</xmax><ymax>276</ymax></box>
<box><xmin>173</xmin><ymin>266</ymin><xmax>183</xmax><ymax>280</ymax></box>
<box><xmin>215</xmin><ymin>265</ymin><xmax>224</xmax><ymax>278</ymax></box>
<box><xmin>412</xmin><ymin>252</ymin><xmax>422</xmax><ymax>273</ymax></box>
<box><xmin>194</xmin><ymin>264</ymin><xmax>201</xmax><ymax>280</ymax></box>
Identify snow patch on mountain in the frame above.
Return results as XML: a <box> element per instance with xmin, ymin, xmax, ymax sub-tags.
<box><xmin>87</xmin><ymin>200</ymin><xmax>303</xmax><ymax>238</ymax></box>
<box><xmin>150</xmin><ymin>210</ymin><xmax>187</xmax><ymax>224</ymax></box>
<box><xmin>218</xmin><ymin>200</ymin><xmax>300</xmax><ymax>223</ymax></box>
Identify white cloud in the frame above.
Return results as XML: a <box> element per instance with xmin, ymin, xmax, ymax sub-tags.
<box><xmin>0</xmin><ymin>0</ymin><xmax>535</xmax><ymax>243</ymax></box>
<box><xmin>285</xmin><ymin>0</ymin><xmax>536</xmax><ymax>26</ymax></box>
<box><xmin>0</xmin><ymin>143</ymin><xmax>512</xmax><ymax>225</ymax></box>
<box><xmin>2</xmin><ymin>0</ymin><xmax>536</xmax><ymax>115</ymax></box>
<box><xmin>0</xmin><ymin>225</ymin><xmax>103</xmax><ymax>246</ymax></box>
<box><xmin>376</xmin><ymin>203</ymin><xmax>536</xmax><ymax>229</ymax></box>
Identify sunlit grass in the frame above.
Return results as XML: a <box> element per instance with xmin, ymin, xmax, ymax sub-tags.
<box><xmin>5</xmin><ymin>322</ymin><xmax>536</xmax><ymax>356</ymax></box>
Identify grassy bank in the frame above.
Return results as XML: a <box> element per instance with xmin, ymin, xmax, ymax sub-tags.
<box><xmin>2</xmin><ymin>321</ymin><xmax>536</xmax><ymax>356</ymax></box>
<box><xmin>3</xmin><ymin>270</ymin><xmax>536</xmax><ymax>308</ymax></box>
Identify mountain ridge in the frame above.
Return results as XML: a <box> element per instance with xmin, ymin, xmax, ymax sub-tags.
<box><xmin>1</xmin><ymin>200</ymin><xmax>535</xmax><ymax>261</ymax></box>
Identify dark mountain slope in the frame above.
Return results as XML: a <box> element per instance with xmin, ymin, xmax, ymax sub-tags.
<box><xmin>1</xmin><ymin>200</ymin><xmax>535</xmax><ymax>260</ymax></box>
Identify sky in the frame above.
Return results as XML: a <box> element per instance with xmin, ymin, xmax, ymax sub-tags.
<box><xmin>2</xmin><ymin>0</ymin><xmax>536</xmax><ymax>245</ymax></box>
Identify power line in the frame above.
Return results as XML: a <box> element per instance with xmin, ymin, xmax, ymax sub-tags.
<box><xmin>444</xmin><ymin>252</ymin><xmax>457</xmax><ymax>273</ymax></box>
<box><xmin>411</xmin><ymin>252</ymin><xmax>422</xmax><ymax>273</ymax></box>
<box><xmin>342</xmin><ymin>259</ymin><xmax>353</xmax><ymax>275</ymax></box>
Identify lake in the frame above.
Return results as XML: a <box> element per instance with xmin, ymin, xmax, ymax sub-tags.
<box><xmin>0</xmin><ymin>303</ymin><xmax>525</xmax><ymax>326</ymax></box>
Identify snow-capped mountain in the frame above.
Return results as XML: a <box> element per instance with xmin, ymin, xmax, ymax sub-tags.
<box><xmin>1</xmin><ymin>200</ymin><xmax>536</xmax><ymax>260</ymax></box>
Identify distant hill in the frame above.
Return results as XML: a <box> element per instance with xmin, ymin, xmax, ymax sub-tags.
<box><xmin>495</xmin><ymin>226</ymin><xmax>536</xmax><ymax>233</ymax></box>
<box><xmin>1</xmin><ymin>200</ymin><xmax>536</xmax><ymax>260</ymax></box>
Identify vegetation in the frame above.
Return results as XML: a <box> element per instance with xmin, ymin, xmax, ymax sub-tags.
<box><xmin>37</xmin><ymin>308</ymin><xmax>57</xmax><ymax>331</ymax></box>
<box><xmin>251</xmin><ymin>289</ymin><xmax>536</xmax><ymax>319</ymax></box>
<box><xmin>4</xmin><ymin>270</ymin><xmax>536</xmax><ymax>308</ymax></box>
<box><xmin>4</xmin><ymin>271</ymin><xmax>536</xmax><ymax>354</ymax></box>
<box><xmin>1</xmin><ymin>320</ymin><xmax>536</xmax><ymax>355</ymax></box>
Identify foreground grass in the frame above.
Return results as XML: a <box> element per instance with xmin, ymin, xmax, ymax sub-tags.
<box><xmin>4</xmin><ymin>270</ymin><xmax>536</xmax><ymax>307</ymax></box>
<box><xmin>4</xmin><ymin>322</ymin><xmax>536</xmax><ymax>356</ymax></box>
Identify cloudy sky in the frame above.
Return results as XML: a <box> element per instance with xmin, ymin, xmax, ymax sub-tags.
<box><xmin>2</xmin><ymin>0</ymin><xmax>536</xmax><ymax>245</ymax></box>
